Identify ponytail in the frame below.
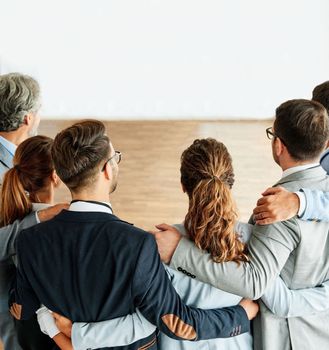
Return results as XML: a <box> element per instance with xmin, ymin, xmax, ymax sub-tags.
<box><xmin>184</xmin><ymin>177</ymin><xmax>248</xmax><ymax>264</ymax></box>
<box><xmin>181</xmin><ymin>138</ymin><xmax>248</xmax><ymax>264</ymax></box>
<box><xmin>0</xmin><ymin>167</ymin><xmax>32</xmax><ymax>226</ymax></box>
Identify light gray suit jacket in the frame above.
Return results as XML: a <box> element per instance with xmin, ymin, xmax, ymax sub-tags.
<box><xmin>0</xmin><ymin>142</ymin><xmax>37</xmax><ymax>312</ymax></box>
<box><xmin>170</xmin><ymin>165</ymin><xmax>329</xmax><ymax>350</ymax></box>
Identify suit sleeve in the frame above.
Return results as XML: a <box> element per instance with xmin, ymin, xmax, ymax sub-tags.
<box><xmin>15</xmin><ymin>231</ymin><xmax>41</xmax><ymax>319</ymax></box>
<box><xmin>72</xmin><ymin>309</ymin><xmax>156</xmax><ymax>349</ymax></box>
<box><xmin>298</xmin><ymin>189</ymin><xmax>329</xmax><ymax>222</ymax></box>
<box><xmin>0</xmin><ymin>212</ymin><xmax>37</xmax><ymax>261</ymax></box>
<box><xmin>170</xmin><ymin>219</ymin><xmax>300</xmax><ymax>299</ymax></box>
<box><xmin>132</xmin><ymin>234</ymin><xmax>250</xmax><ymax>340</ymax></box>
<box><xmin>262</xmin><ymin>277</ymin><xmax>329</xmax><ymax>317</ymax></box>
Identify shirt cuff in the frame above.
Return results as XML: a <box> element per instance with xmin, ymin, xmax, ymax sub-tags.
<box><xmin>71</xmin><ymin>323</ymin><xmax>85</xmax><ymax>350</ymax></box>
<box><xmin>35</xmin><ymin>211</ymin><xmax>41</xmax><ymax>224</ymax></box>
<box><xmin>36</xmin><ymin>306</ymin><xmax>60</xmax><ymax>339</ymax></box>
<box><xmin>295</xmin><ymin>191</ymin><xmax>306</xmax><ymax>218</ymax></box>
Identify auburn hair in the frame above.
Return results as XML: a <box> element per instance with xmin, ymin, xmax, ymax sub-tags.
<box><xmin>181</xmin><ymin>138</ymin><xmax>248</xmax><ymax>264</ymax></box>
<box><xmin>0</xmin><ymin>135</ymin><xmax>54</xmax><ymax>226</ymax></box>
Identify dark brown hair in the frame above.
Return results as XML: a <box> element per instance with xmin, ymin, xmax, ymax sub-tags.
<box><xmin>312</xmin><ymin>81</ymin><xmax>329</xmax><ymax>114</ymax></box>
<box><xmin>274</xmin><ymin>99</ymin><xmax>329</xmax><ymax>161</ymax></box>
<box><xmin>181</xmin><ymin>138</ymin><xmax>248</xmax><ymax>264</ymax></box>
<box><xmin>51</xmin><ymin>120</ymin><xmax>110</xmax><ymax>191</ymax></box>
<box><xmin>0</xmin><ymin>136</ymin><xmax>54</xmax><ymax>226</ymax></box>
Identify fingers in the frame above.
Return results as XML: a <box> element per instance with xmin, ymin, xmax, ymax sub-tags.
<box><xmin>255</xmin><ymin>218</ymin><xmax>275</xmax><ymax>225</ymax></box>
<box><xmin>10</xmin><ymin>303</ymin><xmax>22</xmax><ymax>320</ymax></box>
<box><xmin>261</xmin><ymin>186</ymin><xmax>285</xmax><ymax>196</ymax></box>
<box><xmin>155</xmin><ymin>223</ymin><xmax>174</xmax><ymax>231</ymax></box>
<box><xmin>253</xmin><ymin>204</ymin><xmax>269</xmax><ymax>215</ymax></box>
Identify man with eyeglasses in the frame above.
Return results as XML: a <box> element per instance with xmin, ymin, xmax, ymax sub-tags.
<box><xmin>150</xmin><ymin>99</ymin><xmax>329</xmax><ymax>349</ymax></box>
<box><xmin>13</xmin><ymin>120</ymin><xmax>256</xmax><ymax>350</ymax></box>
<box><xmin>253</xmin><ymin>80</ymin><xmax>329</xmax><ymax>225</ymax></box>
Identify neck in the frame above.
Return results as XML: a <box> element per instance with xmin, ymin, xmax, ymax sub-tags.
<box><xmin>32</xmin><ymin>186</ymin><xmax>55</xmax><ymax>205</ymax></box>
<box><xmin>280</xmin><ymin>157</ymin><xmax>319</xmax><ymax>171</ymax></box>
<box><xmin>71</xmin><ymin>190</ymin><xmax>110</xmax><ymax>203</ymax></box>
<box><xmin>0</xmin><ymin>129</ymin><xmax>28</xmax><ymax>146</ymax></box>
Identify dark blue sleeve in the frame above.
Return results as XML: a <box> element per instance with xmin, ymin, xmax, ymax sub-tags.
<box><xmin>15</xmin><ymin>232</ymin><xmax>41</xmax><ymax>320</ymax></box>
<box><xmin>132</xmin><ymin>234</ymin><xmax>250</xmax><ymax>340</ymax></box>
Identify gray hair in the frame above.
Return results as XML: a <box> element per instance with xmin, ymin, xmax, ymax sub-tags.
<box><xmin>0</xmin><ymin>73</ymin><xmax>41</xmax><ymax>132</ymax></box>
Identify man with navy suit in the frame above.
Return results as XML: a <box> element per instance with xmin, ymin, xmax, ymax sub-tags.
<box><xmin>14</xmin><ymin>120</ymin><xmax>257</xmax><ymax>349</ymax></box>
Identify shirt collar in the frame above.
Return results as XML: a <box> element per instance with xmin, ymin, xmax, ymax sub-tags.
<box><xmin>0</xmin><ymin>136</ymin><xmax>17</xmax><ymax>157</ymax></box>
<box><xmin>69</xmin><ymin>200</ymin><xmax>113</xmax><ymax>214</ymax></box>
<box><xmin>281</xmin><ymin>163</ymin><xmax>320</xmax><ymax>179</ymax></box>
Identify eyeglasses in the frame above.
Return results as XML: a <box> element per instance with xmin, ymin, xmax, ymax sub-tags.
<box><xmin>266</xmin><ymin>127</ymin><xmax>276</xmax><ymax>140</ymax></box>
<box><xmin>102</xmin><ymin>151</ymin><xmax>122</xmax><ymax>171</ymax></box>
<box><xmin>266</xmin><ymin>127</ymin><xmax>286</xmax><ymax>145</ymax></box>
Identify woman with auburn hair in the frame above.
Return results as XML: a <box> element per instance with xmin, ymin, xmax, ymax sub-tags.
<box><xmin>0</xmin><ymin>135</ymin><xmax>72</xmax><ymax>350</ymax></box>
<box><xmin>50</xmin><ymin>137</ymin><xmax>329</xmax><ymax>350</ymax></box>
<box><xmin>180</xmin><ymin>138</ymin><xmax>248</xmax><ymax>265</ymax></box>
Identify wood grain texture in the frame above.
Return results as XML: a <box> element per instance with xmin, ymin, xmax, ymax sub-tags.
<box><xmin>42</xmin><ymin>119</ymin><xmax>281</xmax><ymax>230</ymax></box>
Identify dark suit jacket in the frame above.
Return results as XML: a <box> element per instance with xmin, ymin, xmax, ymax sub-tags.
<box><xmin>15</xmin><ymin>210</ymin><xmax>249</xmax><ymax>349</ymax></box>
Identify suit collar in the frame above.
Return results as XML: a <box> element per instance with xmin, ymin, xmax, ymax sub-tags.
<box><xmin>274</xmin><ymin>165</ymin><xmax>326</xmax><ymax>186</ymax></box>
<box><xmin>54</xmin><ymin>209</ymin><xmax>132</xmax><ymax>225</ymax></box>
<box><xmin>0</xmin><ymin>142</ymin><xmax>14</xmax><ymax>170</ymax></box>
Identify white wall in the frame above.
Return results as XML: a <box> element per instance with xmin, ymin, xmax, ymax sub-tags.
<box><xmin>1</xmin><ymin>0</ymin><xmax>328</xmax><ymax>119</ymax></box>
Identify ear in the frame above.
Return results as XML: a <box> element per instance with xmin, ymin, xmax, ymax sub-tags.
<box><xmin>23</xmin><ymin>113</ymin><xmax>33</xmax><ymax>126</ymax></box>
<box><xmin>50</xmin><ymin>170</ymin><xmax>61</xmax><ymax>187</ymax></box>
<box><xmin>103</xmin><ymin>161</ymin><xmax>111</xmax><ymax>181</ymax></box>
<box><xmin>274</xmin><ymin>137</ymin><xmax>285</xmax><ymax>157</ymax></box>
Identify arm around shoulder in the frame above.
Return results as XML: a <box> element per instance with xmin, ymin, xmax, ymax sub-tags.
<box><xmin>170</xmin><ymin>220</ymin><xmax>299</xmax><ymax>299</ymax></box>
<box><xmin>133</xmin><ymin>234</ymin><xmax>251</xmax><ymax>340</ymax></box>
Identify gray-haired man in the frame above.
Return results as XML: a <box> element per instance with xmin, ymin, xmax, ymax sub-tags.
<box><xmin>0</xmin><ymin>73</ymin><xmax>65</xmax><ymax>349</ymax></box>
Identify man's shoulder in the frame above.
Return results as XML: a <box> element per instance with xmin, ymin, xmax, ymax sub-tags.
<box><xmin>19</xmin><ymin>210</ymin><xmax>151</xmax><ymax>243</ymax></box>
<box><xmin>252</xmin><ymin>216</ymin><xmax>301</xmax><ymax>245</ymax></box>
<box><xmin>278</xmin><ymin>166</ymin><xmax>329</xmax><ymax>192</ymax></box>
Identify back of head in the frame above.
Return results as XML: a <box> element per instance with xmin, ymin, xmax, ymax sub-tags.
<box><xmin>0</xmin><ymin>135</ymin><xmax>54</xmax><ymax>226</ymax></box>
<box><xmin>0</xmin><ymin>73</ymin><xmax>40</xmax><ymax>132</ymax></box>
<box><xmin>274</xmin><ymin>99</ymin><xmax>329</xmax><ymax>161</ymax></box>
<box><xmin>312</xmin><ymin>81</ymin><xmax>329</xmax><ymax>114</ymax></box>
<box><xmin>51</xmin><ymin>120</ymin><xmax>110</xmax><ymax>192</ymax></box>
<box><xmin>181</xmin><ymin>138</ymin><xmax>248</xmax><ymax>264</ymax></box>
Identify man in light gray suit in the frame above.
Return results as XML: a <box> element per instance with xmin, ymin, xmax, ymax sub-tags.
<box><xmin>0</xmin><ymin>73</ymin><xmax>65</xmax><ymax>349</ymax></box>
<box><xmin>154</xmin><ymin>99</ymin><xmax>329</xmax><ymax>349</ymax></box>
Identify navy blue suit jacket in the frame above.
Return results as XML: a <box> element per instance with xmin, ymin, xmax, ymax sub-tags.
<box><xmin>15</xmin><ymin>210</ymin><xmax>249</xmax><ymax>349</ymax></box>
